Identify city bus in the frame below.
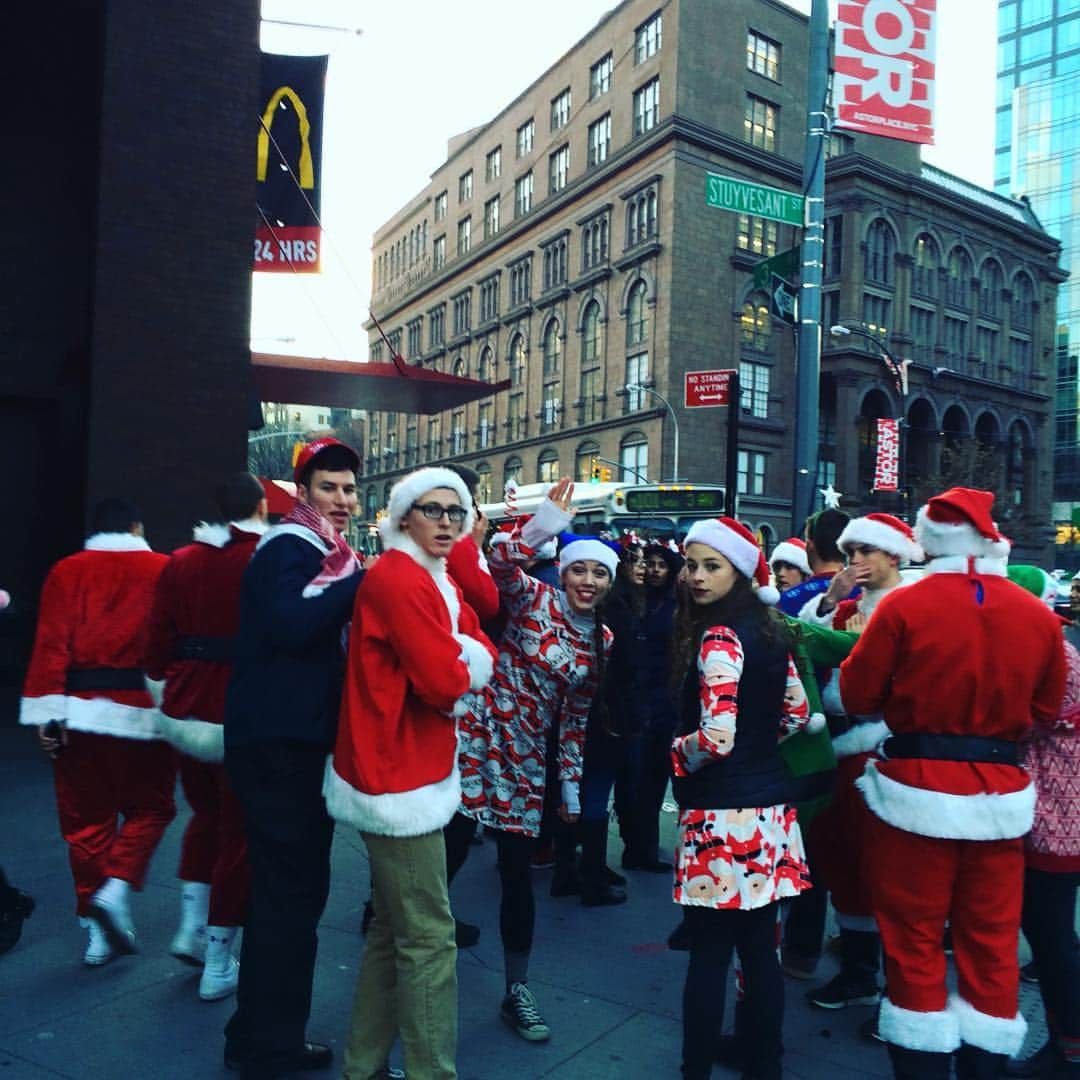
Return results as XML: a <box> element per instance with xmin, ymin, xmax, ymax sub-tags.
<box><xmin>479</xmin><ymin>481</ymin><xmax>728</xmax><ymax>544</ymax></box>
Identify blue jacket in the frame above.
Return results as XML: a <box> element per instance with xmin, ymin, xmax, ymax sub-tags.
<box><xmin>224</xmin><ymin>531</ymin><xmax>363</xmax><ymax>750</ymax></box>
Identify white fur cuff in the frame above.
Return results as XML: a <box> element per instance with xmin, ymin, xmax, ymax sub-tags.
<box><xmin>456</xmin><ymin>634</ymin><xmax>494</xmax><ymax>691</ymax></box>
<box><xmin>521</xmin><ymin>499</ymin><xmax>572</xmax><ymax>550</ymax></box>
<box><xmin>158</xmin><ymin>714</ymin><xmax>225</xmax><ymax>763</ymax></box>
<box><xmin>879</xmin><ymin>996</ymin><xmax>960</xmax><ymax>1052</ymax></box>
<box><xmin>951</xmin><ymin>995</ymin><xmax>1027</xmax><ymax>1056</ymax></box>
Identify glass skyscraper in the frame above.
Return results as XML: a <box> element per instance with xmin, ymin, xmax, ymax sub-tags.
<box><xmin>997</xmin><ymin>0</ymin><xmax>1080</xmax><ymax>539</ymax></box>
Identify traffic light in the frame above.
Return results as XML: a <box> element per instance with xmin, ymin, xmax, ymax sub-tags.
<box><xmin>590</xmin><ymin>458</ymin><xmax>601</xmax><ymax>483</ymax></box>
<box><xmin>600</xmin><ymin>467</ymin><xmax>613</xmax><ymax>482</ymax></box>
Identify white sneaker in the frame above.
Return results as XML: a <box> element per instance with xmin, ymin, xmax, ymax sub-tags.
<box><xmin>170</xmin><ymin>925</ymin><xmax>207</xmax><ymax>966</ymax></box>
<box><xmin>88</xmin><ymin>881</ymin><xmax>137</xmax><ymax>956</ymax></box>
<box><xmin>199</xmin><ymin>955</ymin><xmax>239</xmax><ymax>1001</ymax></box>
<box><xmin>81</xmin><ymin>917</ymin><xmax>115</xmax><ymax>967</ymax></box>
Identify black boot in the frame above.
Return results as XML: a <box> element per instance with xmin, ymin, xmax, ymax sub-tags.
<box><xmin>887</xmin><ymin>1045</ymin><xmax>954</xmax><ymax>1079</ymax></box>
<box><xmin>809</xmin><ymin>929</ymin><xmax>881</xmax><ymax>1008</ymax></box>
<box><xmin>580</xmin><ymin>816</ymin><xmax>627</xmax><ymax>906</ymax></box>
<box><xmin>956</xmin><ymin>1044</ymin><xmax>1008</xmax><ymax>1079</ymax></box>
<box><xmin>1004</xmin><ymin>1040</ymin><xmax>1066</xmax><ymax>1077</ymax></box>
<box><xmin>550</xmin><ymin>817</ymin><xmax>581</xmax><ymax>897</ymax></box>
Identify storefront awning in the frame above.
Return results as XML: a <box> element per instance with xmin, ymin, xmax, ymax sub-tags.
<box><xmin>251</xmin><ymin>352</ymin><xmax>510</xmax><ymax>415</ymax></box>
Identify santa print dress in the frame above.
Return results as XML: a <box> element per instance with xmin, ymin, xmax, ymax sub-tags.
<box><xmin>672</xmin><ymin>625</ymin><xmax>813</xmax><ymax>910</ymax></box>
<box><xmin>457</xmin><ymin>527</ymin><xmax>613</xmax><ymax>837</ymax></box>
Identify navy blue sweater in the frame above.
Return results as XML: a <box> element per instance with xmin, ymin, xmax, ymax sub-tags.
<box><xmin>224</xmin><ymin>533</ymin><xmax>362</xmax><ymax>750</ymax></box>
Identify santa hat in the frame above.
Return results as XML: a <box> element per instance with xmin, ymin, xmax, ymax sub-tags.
<box><xmin>770</xmin><ymin>537</ymin><xmax>811</xmax><ymax>576</ymax></box>
<box><xmin>838</xmin><ymin>513</ymin><xmax>923</xmax><ymax>566</ymax></box>
<box><xmin>378</xmin><ymin>467</ymin><xmax>476</xmax><ymax>546</ymax></box>
<box><xmin>684</xmin><ymin>517</ymin><xmax>779</xmax><ymax>605</ymax></box>
<box><xmin>558</xmin><ymin>533</ymin><xmax>620</xmax><ymax>579</ymax></box>
<box><xmin>914</xmin><ymin>487</ymin><xmax>1010</xmax><ymax>562</ymax></box>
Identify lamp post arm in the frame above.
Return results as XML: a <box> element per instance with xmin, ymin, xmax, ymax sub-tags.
<box><xmin>633</xmin><ymin>385</ymin><xmax>681</xmax><ymax>482</ymax></box>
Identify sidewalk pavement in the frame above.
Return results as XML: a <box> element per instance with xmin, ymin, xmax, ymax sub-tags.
<box><xmin>0</xmin><ymin>718</ymin><xmax>1060</xmax><ymax>1079</ymax></box>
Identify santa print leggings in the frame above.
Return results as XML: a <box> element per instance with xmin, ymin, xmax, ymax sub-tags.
<box><xmin>444</xmin><ymin>813</ymin><xmax>537</xmax><ymax>957</ymax></box>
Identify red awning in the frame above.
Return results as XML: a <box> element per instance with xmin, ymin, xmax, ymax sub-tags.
<box><xmin>251</xmin><ymin>352</ymin><xmax>509</xmax><ymax>415</ymax></box>
<box><xmin>259</xmin><ymin>477</ymin><xmax>297</xmax><ymax>515</ymax></box>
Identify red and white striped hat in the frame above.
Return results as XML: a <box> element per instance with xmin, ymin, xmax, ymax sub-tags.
<box><xmin>838</xmin><ymin>513</ymin><xmax>923</xmax><ymax>566</ymax></box>
<box><xmin>770</xmin><ymin>537</ymin><xmax>811</xmax><ymax>576</ymax></box>
<box><xmin>684</xmin><ymin>517</ymin><xmax>779</xmax><ymax>605</ymax></box>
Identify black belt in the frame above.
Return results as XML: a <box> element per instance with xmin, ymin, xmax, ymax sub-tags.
<box><xmin>826</xmin><ymin>714</ymin><xmax>853</xmax><ymax>738</ymax></box>
<box><xmin>881</xmin><ymin>732</ymin><xmax>1020</xmax><ymax>767</ymax></box>
<box><xmin>175</xmin><ymin>635</ymin><xmax>236</xmax><ymax>663</ymax></box>
<box><xmin>65</xmin><ymin>667</ymin><xmax>146</xmax><ymax>692</ymax></box>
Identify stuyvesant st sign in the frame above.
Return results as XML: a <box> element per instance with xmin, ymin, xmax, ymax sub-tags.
<box><xmin>704</xmin><ymin>172</ymin><xmax>805</xmax><ymax>227</ymax></box>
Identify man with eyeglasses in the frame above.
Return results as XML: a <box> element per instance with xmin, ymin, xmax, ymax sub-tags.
<box><xmin>326</xmin><ymin>466</ymin><xmax>497</xmax><ymax>1080</ymax></box>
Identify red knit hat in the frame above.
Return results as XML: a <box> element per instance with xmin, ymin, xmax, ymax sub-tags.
<box><xmin>838</xmin><ymin>513</ymin><xmax>923</xmax><ymax>565</ymax></box>
<box><xmin>684</xmin><ymin>517</ymin><xmax>779</xmax><ymax>604</ymax></box>
<box><xmin>914</xmin><ymin>487</ymin><xmax>1010</xmax><ymax>561</ymax></box>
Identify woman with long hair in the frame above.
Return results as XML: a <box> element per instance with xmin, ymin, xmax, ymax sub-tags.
<box><xmin>671</xmin><ymin>517</ymin><xmax>814</xmax><ymax>1080</ymax></box>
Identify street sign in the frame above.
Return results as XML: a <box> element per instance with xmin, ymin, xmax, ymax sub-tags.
<box><xmin>705</xmin><ymin>173</ymin><xmax>805</xmax><ymax>226</ymax></box>
<box><xmin>770</xmin><ymin>274</ymin><xmax>798</xmax><ymax>324</ymax></box>
<box><xmin>752</xmin><ymin>245</ymin><xmax>801</xmax><ymax>288</ymax></box>
<box><xmin>685</xmin><ymin>369</ymin><xmax>735</xmax><ymax>408</ymax></box>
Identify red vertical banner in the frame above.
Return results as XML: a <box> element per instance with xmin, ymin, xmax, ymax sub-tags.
<box><xmin>833</xmin><ymin>0</ymin><xmax>937</xmax><ymax>146</ymax></box>
<box><xmin>873</xmin><ymin>418</ymin><xmax>900</xmax><ymax>491</ymax></box>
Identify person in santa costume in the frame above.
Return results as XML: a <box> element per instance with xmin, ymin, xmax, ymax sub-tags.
<box><xmin>775</xmin><ymin>508</ymin><xmax>852</xmax><ymax>617</ymax></box>
<box><xmin>798</xmin><ymin>513</ymin><xmax>923</xmax><ymax>1010</ymax></box>
<box><xmin>20</xmin><ymin>498</ymin><xmax>174</xmax><ymax>965</ymax></box>
<box><xmin>841</xmin><ymin>488</ymin><xmax>1067</xmax><ymax>1080</ymax></box>
<box><xmin>222</xmin><ymin>438</ymin><xmax>363</xmax><ymax>1080</ymax></box>
<box><xmin>770</xmin><ymin>536</ymin><xmax>812</xmax><ymax>595</ymax></box>
<box><xmin>324</xmin><ymin>466</ymin><xmax>497</xmax><ymax>1080</ymax></box>
<box><xmin>143</xmin><ymin>471</ymin><xmax>268</xmax><ymax>1002</ymax></box>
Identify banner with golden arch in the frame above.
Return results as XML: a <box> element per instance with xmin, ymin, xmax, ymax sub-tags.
<box><xmin>255</xmin><ymin>53</ymin><xmax>327</xmax><ymax>273</ymax></box>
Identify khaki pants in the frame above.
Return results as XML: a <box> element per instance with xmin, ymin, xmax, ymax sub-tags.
<box><xmin>343</xmin><ymin>829</ymin><xmax>457</xmax><ymax>1080</ymax></box>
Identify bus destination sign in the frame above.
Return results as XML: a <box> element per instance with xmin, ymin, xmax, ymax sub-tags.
<box><xmin>623</xmin><ymin>488</ymin><xmax>727</xmax><ymax>514</ymax></box>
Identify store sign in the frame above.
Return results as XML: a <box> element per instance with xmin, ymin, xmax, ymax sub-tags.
<box><xmin>873</xmin><ymin>418</ymin><xmax>900</xmax><ymax>491</ymax></box>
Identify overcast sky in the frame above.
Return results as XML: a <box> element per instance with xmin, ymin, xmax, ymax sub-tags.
<box><xmin>253</xmin><ymin>0</ymin><xmax>998</xmax><ymax>360</ymax></box>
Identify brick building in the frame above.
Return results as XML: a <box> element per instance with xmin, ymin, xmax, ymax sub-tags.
<box><xmin>363</xmin><ymin>0</ymin><xmax>1062</xmax><ymax>562</ymax></box>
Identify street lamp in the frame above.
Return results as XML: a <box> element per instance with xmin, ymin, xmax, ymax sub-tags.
<box><xmin>625</xmin><ymin>381</ymin><xmax>680</xmax><ymax>482</ymax></box>
<box><xmin>829</xmin><ymin>323</ymin><xmax>909</xmax><ymax>513</ymax></box>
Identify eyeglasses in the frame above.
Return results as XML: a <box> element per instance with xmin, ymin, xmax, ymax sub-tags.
<box><xmin>411</xmin><ymin>501</ymin><xmax>467</xmax><ymax>523</ymax></box>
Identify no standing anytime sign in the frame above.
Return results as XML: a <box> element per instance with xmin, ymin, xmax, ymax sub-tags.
<box><xmin>685</xmin><ymin>369</ymin><xmax>734</xmax><ymax>408</ymax></box>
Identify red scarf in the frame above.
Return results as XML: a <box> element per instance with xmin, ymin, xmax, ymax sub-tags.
<box><xmin>283</xmin><ymin>501</ymin><xmax>361</xmax><ymax>594</ymax></box>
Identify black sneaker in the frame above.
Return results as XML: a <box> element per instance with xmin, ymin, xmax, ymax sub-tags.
<box><xmin>1019</xmin><ymin>959</ymin><xmax>1040</xmax><ymax>984</ymax></box>
<box><xmin>809</xmin><ymin>974</ymin><xmax>881</xmax><ymax>1009</ymax></box>
<box><xmin>0</xmin><ymin>890</ymin><xmax>34</xmax><ymax>955</ymax></box>
<box><xmin>500</xmin><ymin>982</ymin><xmax>551</xmax><ymax>1042</ymax></box>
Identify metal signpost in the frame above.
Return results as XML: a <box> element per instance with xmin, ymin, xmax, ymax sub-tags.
<box><xmin>684</xmin><ymin>369</ymin><xmax>740</xmax><ymax>517</ymax></box>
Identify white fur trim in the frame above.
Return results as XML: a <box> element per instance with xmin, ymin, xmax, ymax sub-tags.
<box><xmin>381</xmin><ymin>468</ymin><xmax>475</xmax><ymax>541</ymax></box>
<box><xmin>322</xmin><ymin>757</ymin><xmax>461</xmax><ymax>837</ymax></box>
<box><xmin>924</xmin><ymin>555</ymin><xmax>1008</xmax><ymax>577</ymax></box>
<box><xmin>157</xmin><ymin>714</ymin><xmax>224</xmax><ymax>762</ymax></box>
<box><xmin>684</xmin><ymin>520</ymin><xmax>758</xmax><ymax>579</ymax></box>
<box><xmin>879</xmin><ymin>996</ymin><xmax>960</xmax><ymax>1053</ymax></box>
<box><xmin>145</xmin><ymin>678</ymin><xmax>165</xmax><ymax>708</ymax></box>
<box><xmin>832</xmin><ymin>718</ymin><xmax>890</xmax><ymax>760</ymax></box>
<box><xmin>19</xmin><ymin>694</ymin><xmax>161</xmax><ymax>740</ymax></box>
<box><xmin>230</xmin><ymin>516</ymin><xmax>268</xmax><ymax>536</ymax></box>
<box><xmin>522</xmin><ymin>500</ymin><xmax>573</xmax><ymax>550</ymax></box>
<box><xmin>456</xmin><ymin>634</ymin><xmax>494</xmax><ymax>691</ymax></box>
<box><xmin>856</xmin><ymin>760</ymin><xmax>1036</xmax><ymax>840</ymax></box>
<box><xmin>84</xmin><ymin>533</ymin><xmax>151</xmax><ymax>552</ymax></box>
<box><xmin>193</xmin><ymin>523</ymin><xmax>232</xmax><ymax>548</ymax></box>
<box><xmin>798</xmin><ymin>593</ymin><xmax>836</xmax><ymax>626</ymax></box>
<box><xmin>255</xmin><ymin>522</ymin><xmax>330</xmax><ymax>555</ymax></box>
<box><xmin>806</xmin><ymin>712</ymin><xmax>827</xmax><ymax>735</ymax></box>
<box><xmin>771</xmin><ymin>541</ymin><xmax>810</xmax><ymax>576</ymax></box>
<box><xmin>950</xmin><ymin>994</ymin><xmax>1027</xmax><ymax>1056</ymax></box>
<box><xmin>839</xmin><ymin>517</ymin><xmax>923</xmax><ymax>566</ymax></box>
<box><xmin>915</xmin><ymin>505</ymin><xmax>1003</xmax><ymax>561</ymax></box>
<box><xmin>561</xmin><ymin>779</ymin><xmax>581</xmax><ymax>816</ymax></box>
<box><xmin>559</xmin><ymin>538</ymin><xmax>618</xmax><ymax>578</ymax></box>
<box><xmin>821</xmin><ymin>670</ymin><xmax>844</xmax><ymax>715</ymax></box>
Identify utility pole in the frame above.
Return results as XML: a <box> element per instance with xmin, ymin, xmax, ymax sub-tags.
<box><xmin>792</xmin><ymin>0</ymin><xmax>830</xmax><ymax>535</ymax></box>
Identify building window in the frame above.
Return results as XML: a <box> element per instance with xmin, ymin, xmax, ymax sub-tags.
<box><xmin>508</xmin><ymin>392</ymin><xmax>526</xmax><ymax>440</ymax></box>
<box><xmin>824</xmin><ymin>216</ymin><xmax>843</xmax><ymax>279</ymax></box>
<box><xmin>549</xmin><ymin>144</ymin><xmax>570</xmax><ymax>195</ymax></box>
<box><xmin>433</xmin><ymin>234</ymin><xmax>446</xmax><ymax>271</ymax></box>
<box><xmin>452</xmin><ymin>357</ymin><xmax>466</xmax><ymax>378</ymax></box>
<box><xmin>576</xmin><ymin>441</ymin><xmax>600</xmax><ymax>482</ymax></box>
<box><xmin>627</xmin><ymin>186</ymin><xmax>658</xmax><ymax>247</ymax></box>
<box><xmin>740</xmin><ymin>361</ymin><xmax>769</xmax><ymax>418</ymax></box>
<box><xmin>747</xmin><ymin>30</ymin><xmax>781</xmax><ymax>80</ymax></box>
<box><xmin>580</xmin><ymin>367</ymin><xmax>600</xmax><ymax>423</ymax></box>
<box><xmin>541</xmin><ymin>380</ymin><xmax>560</xmax><ymax>432</ymax></box>
<box><xmin>504</xmin><ymin>456</ymin><xmax>523</xmax><ymax>486</ymax></box>
<box><xmin>429</xmin><ymin>305</ymin><xmax>445</xmax><ymax>348</ymax></box>
<box><xmin>582</xmin><ymin>213</ymin><xmax>609</xmax><ymax>270</ymax></box>
<box><xmin>510</xmin><ymin>334</ymin><xmax>526</xmax><ymax>388</ymax></box>
<box><xmin>741</xmin><ymin>293</ymin><xmax>771</xmax><ymax>351</ymax></box>
<box><xmin>1012</xmin><ymin>274</ymin><xmax>1034</xmax><ymax>328</ymax></box>
<box><xmin>943</xmin><ymin>314</ymin><xmax>967</xmax><ymax>362</ymax></box>
<box><xmin>542</xmin><ymin>235</ymin><xmax>568</xmax><ymax>291</ymax></box>
<box><xmin>1010</xmin><ymin>335</ymin><xmax>1032</xmax><ymax>375</ymax></box>
<box><xmin>405</xmin><ymin>422</ymin><xmax>418</xmax><ymax>466</ymax></box>
<box><xmin>633</xmin><ymin>77</ymin><xmax>661</xmax><ymax>135</ymax></box>
<box><xmin>450</xmin><ymin>411</ymin><xmax>466</xmax><ymax>455</ymax></box>
<box><xmin>542</xmin><ymin>320</ymin><xmax>561</xmax><ymax>376</ymax></box>
<box><xmin>452</xmin><ymin>291</ymin><xmax>471</xmax><ymax>337</ymax></box>
<box><xmin>478</xmin><ymin>346</ymin><xmax>494</xmax><ymax>382</ymax></box>
<box><xmin>910</xmin><ymin>304</ymin><xmax>935</xmax><ymax>363</ymax></box>
<box><xmin>370</xmin><ymin>340</ymin><xmax>384</xmax><ymax>362</ymax></box>
<box><xmin>620</xmin><ymin>434</ymin><xmax>649</xmax><ymax>483</ymax></box>
<box><xmin>626</xmin><ymin>280</ymin><xmax>649</xmax><ymax>346</ymax></box>
<box><xmin>388</xmin><ymin>329</ymin><xmax>402</xmax><ymax>358</ymax></box>
<box><xmin>735</xmin><ymin>214</ymin><xmax>778</xmax><ymax>256</ymax></box>
<box><xmin>509</xmin><ymin>256</ymin><xmax>532</xmax><ymax>307</ymax></box>
<box><xmin>538</xmin><ymin>449</ymin><xmax>559</xmax><ymax>483</ymax></box>
<box><xmin>434</xmin><ymin>191</ymin><xmax>447</xmax><ymax>222</ymax></box>
<box><xmin>587</xmin><ymin>114</ymin><xmax>611</xmax><ymax>167</ymax></box>
<box><xmin>477</xmin><ymin>402</ymin><xmax>494</xmax><ymax>449</ymax></box>
<box><xmin>864</xmin><ymin>219</ymin><xmax>895</xmax><ymax>286</ymax></box>
<box><xmin>976</xmin><ymin>324</ymin><xmax>1000</xmax><ymax>367</ymax></box>
<box><xmin>744</xmin><ymin>94</ymin><xmax>778</xmax><ymax>151</ymax></box>
<box><xmin>979</xmin><ymin>261</ymin><xmax>1003</xmax><ymax>318</ymax></box>
<box><xmin>863</xmin><ymin>293</ymin><xmax>892</xmax><ymax>339</ymax></box>
<box><xmin>825</xmin><ymin>131</ymin><xmax>854</xmax><ymax>159</ymax></box>
<box><xmin>550</xmin><ymin>87</ymin><xmax>571</xmax><ymax>131</ymax></box>
<box><xmin>483</xmin><ymin>196</ymin><xmax>500</xmax><ymax>240</ymax></box>
<box><xmin>590</xmin><ymin>53</ymin><xmax>613</xmax><ymax>99</ymax></box>
<box><xmin>479</xmin><ymin>275</ymin><xmax>499</xmax><ymax>323</ymax></box>
<box><xmin>635</xmin><ymin>11</ymin><xmax>662</xmax><ymax>64</ymax></box>
<box><xmin>515</xmin><ymin>172</ymin><xmax>533</xmax><ymax>218</ymax></box>
<box><xmin>912</xmin><ymin>233</ymin><xmax>939</xmax><ymax>299</ymax></box>
<box><xmin>737</xmin><ymin>450</ymin><xmax>766</xmax><ymax>495</ymax></box>
<box><xmin>458</xmin><ymin>171</ymin><xmax>473</xmax><ymax>203</ymax></box>
<box><xmin>426</xmin><ymin>416</ymin><xmax>441</xmax><ymax>461</ymax></box>
<box><xmin>945</xmin><ymin>249</ymin><xmax>973</xmax><ymax>309</ymax></box>
<box><xmin>407</xmin><ymin>317</ymin><xmax>423</xmax><ymax>360</ymax></box>
<box><xmin>625</xmin><ymin>352</ymin><xmax>648</xmax><ymax>411</ymax></box>
<box><xmin>476</xmin><ymin>463</ymin><xmax>493</xmax><ymax>503</ymax></box>
<box><xmin>516</xmin><ymin>118</ymin><xmax>534</xmax><ymax>158</ymax></box>
<box><xmin>485</xmin><ymin>146</ymin><xmax>501</xmax><ymax>182</ymax></box>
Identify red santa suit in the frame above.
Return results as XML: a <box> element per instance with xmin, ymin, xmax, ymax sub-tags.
<box><xmin>144</xmin><ymin>519</ymin><xmax>264</xmax><ymax>926</ymax></box>
<box><xmin>20</xmin><ymin>532</ymin><xmax>174</xmax><ymax>916</ymax></box>
<box><xmin>840</xmin><ymin>490</ymin><xmax>1066</xmax><ymax>1064</ymax></box>
<box><xmin>447</xmin><ymin>533</ymin><xmax>499</xmax><ymax>624</ymax></box>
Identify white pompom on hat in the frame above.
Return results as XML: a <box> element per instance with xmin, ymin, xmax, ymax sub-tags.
<box><xmin>378</xmin><ymin>467</ymin><xmax>476</xmax><ymax>547</ymax></box>
<box><xmin>914</xmin><ymin>487</ymin><xmax>1010</xmax><ymax>562</ymax></box>
<box><xmin>684</xmin><ymin>517</ymin><xmax>779</xmax><ymax>605</ymax></box>
<box><xmin>770</xmin><ymin>537</ymin><xmax>811</xmax><ymax>576</ymax></box>
<box><xmin>838</xmin><ymin>513</ymin><xmax>924</xmax><ymax>566</ymax></box>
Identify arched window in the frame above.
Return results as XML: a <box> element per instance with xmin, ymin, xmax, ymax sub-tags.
<box><xmin>758</xmin><ymin>523</ymin><xmax>776</xmax><ymax>560</ymax></box>
<box><xmin>537</xmin><ymin>448</ymin><xmax>559</xmax><ymax>483</ymax></box>
<box><xmin>504</xmin><ymin>456</ymin><xmax>523</xmax><ymax>487</ymax></box>
<box><xmin>619</xmin><ymin>432</ymin><xmax>649</xmax><ymax>483</ymax></box>
<box><xmin>1012</xmin><ymin>274</ymin><xmax>1034</xmax><ymax>329</ymax></box>
<box><xmin>478</xmin><ymin>346</ymin><xmax>493</xmax><ymax>382</ymax></box>
<box><xmin>946</xmin><ymin>249</ymin><xmax>973</xmax><ymax>309</ymax></box>
<box><xmin>452</xmin><ymin>356</ymin><xmax>467</xmax><ymax>378</ymax></box>
<box><xmin>575</xmin><ymin>440</ymin><xmax>600</xmax><ymax>482</ymax></box>
<box><xmin>382</xmin><ymin>481</ymin><xmax>393</xmax><ymax>506</ymax></box>
<box><xmin>475</xmin><ymin>462</ymin><xmax>493</xmax><ymax>504</ymax></box>
<box><xmin>864</xmin><ymin>219</ymin><xmax>895</xmax><ymax>286</ymax></box>
<box><xmin>542</xmin><ymin>320</ymin><xmax>561</xmax><ymax>375</ymax></box>
<box><xmin>912</xmin><ymin>233</ymin><xmax>939</xmax><ymax>300</ymax></box>
<box><xmin>741</xmin><ymin>292</ymin><xmax>771</xmax><ymax>352</ymax></box>
<box><xmin>627</xmin><ymin>280</ymin><xmax>648</xmax><ymax>346</ymax></box>
<box><xmin>581</xmin><ymin>301</ymin><xmax>601</xmax><ymax>366</ymax></box>
<box><xmin>510</xmin><ymin>334</ymin><xmax>526</xmax><ymax>387</ymax></box>
<box><xmin>979</xmin><ymin>261</ymin><xmax>1003</xmax><ymax>318</ymax></box>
